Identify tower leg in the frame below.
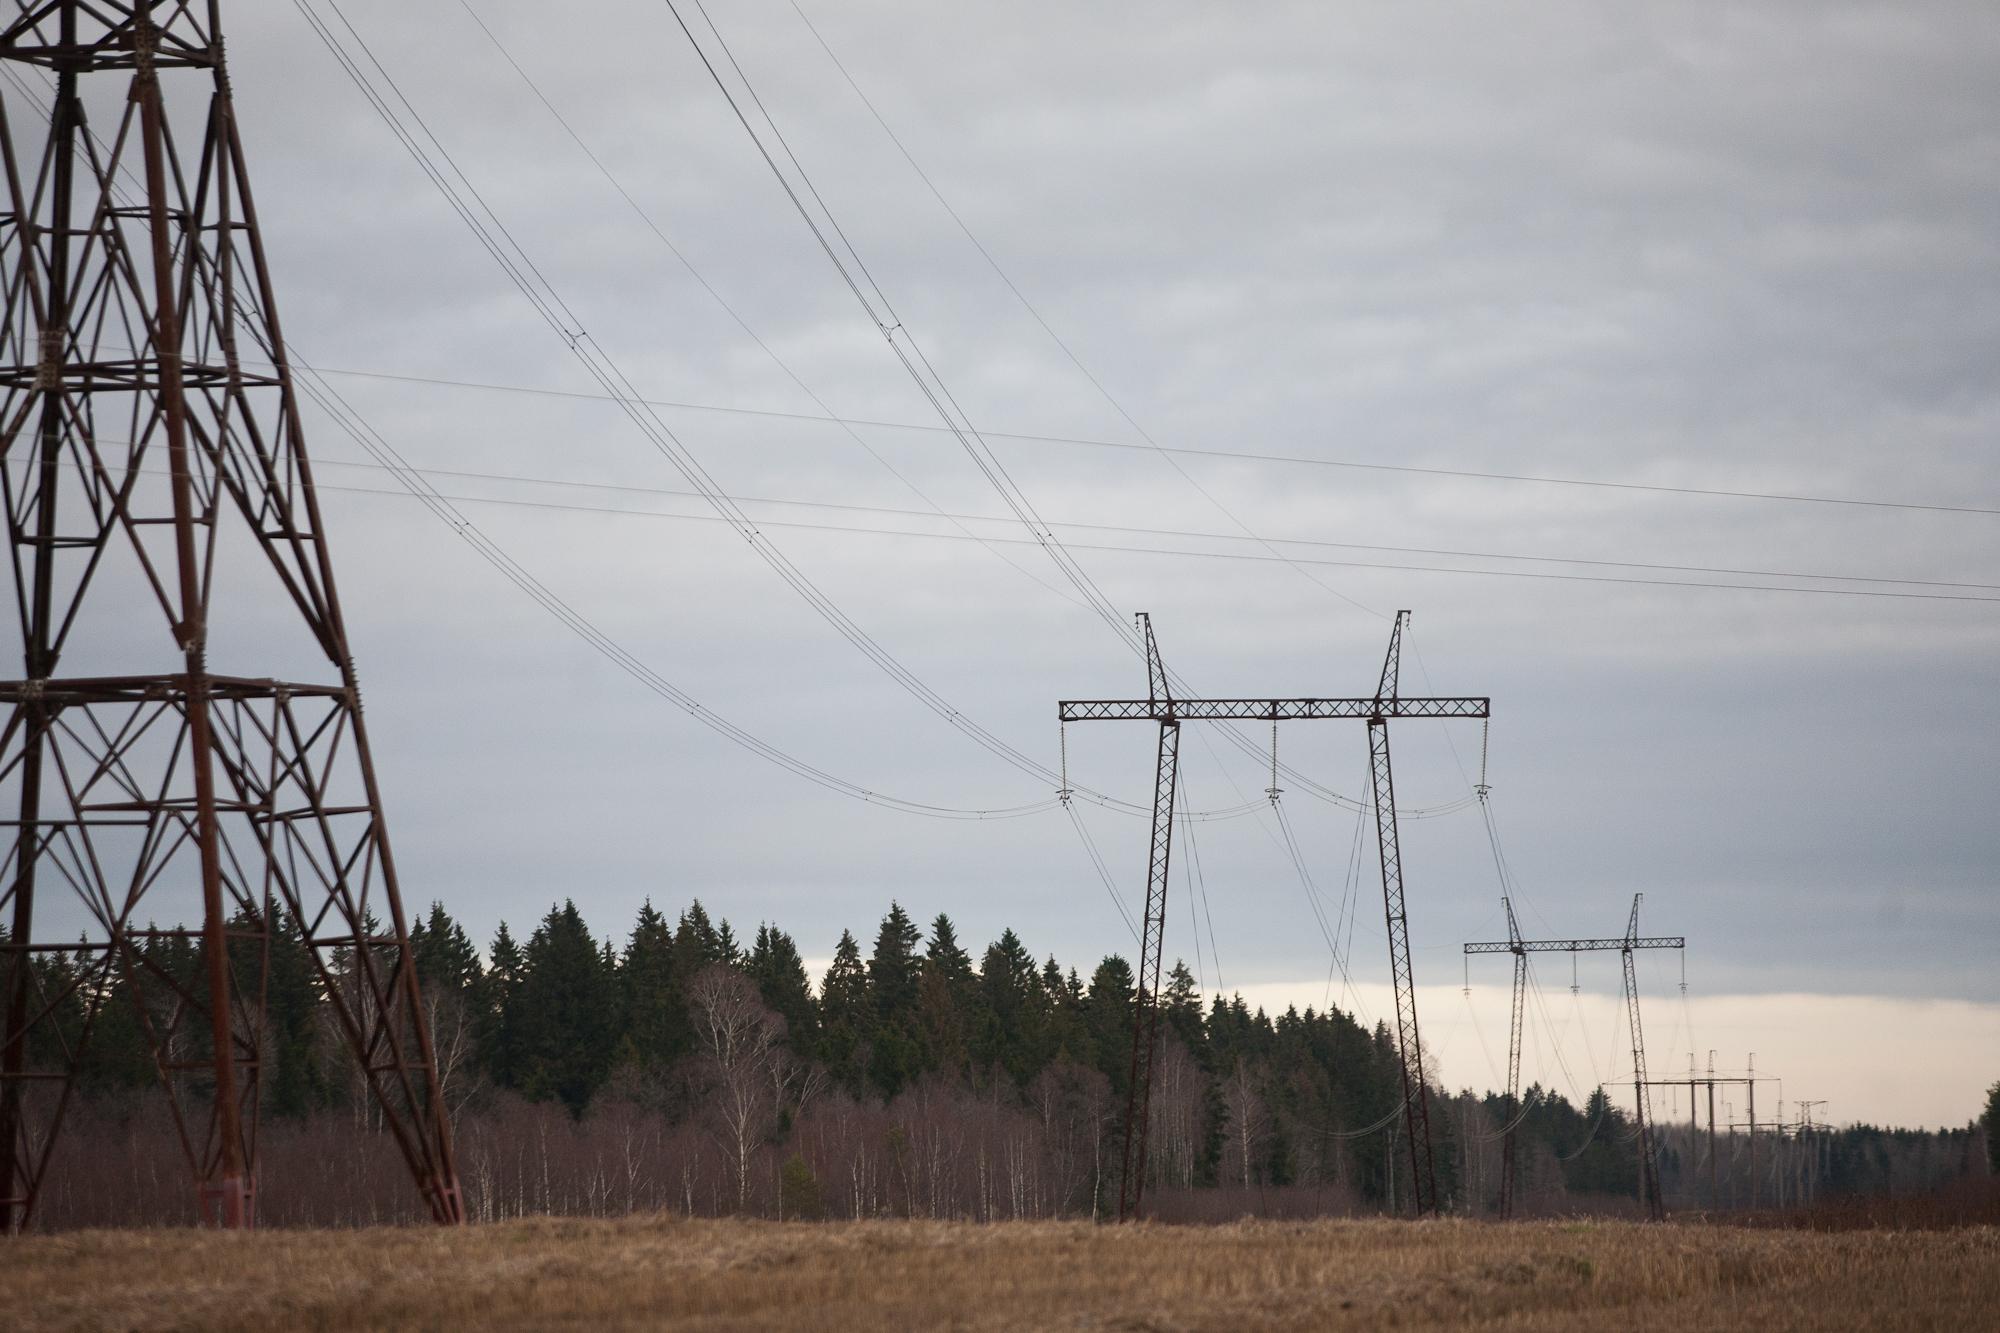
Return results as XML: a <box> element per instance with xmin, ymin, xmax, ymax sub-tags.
<box><xmin>0</xmin><ymin>2</ymin><xmax>461</xmax><ymax>1231</ymax></box>
<box><xmin>1623</xmin><ymin>944</ymin><xmax>1664</xmax><ymax>1221</ymax></box>
<box><xmin>1500</xmin><ymin>951</ymin><xmax>1525</xmax><ymax>1219</ymax></box>
<box><xmin>1369</xmin><ymin>718</ymin><xmax>1436</xmax><ymax>1216</ymax></box>
<box><xmin>1116</xmin><ymin>720</ymin><xmax>1178</xmax><ymax>1221</ymax></box>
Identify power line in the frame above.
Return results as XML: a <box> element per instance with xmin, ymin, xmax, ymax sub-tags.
<box><xmin>0</xmin><ymin>47</ymin><xmax>1080</xmax><ymax>823</ymax></box>
<box><xmin>447</xmin><ymin>0</ymin><xmax>1091</xmax><ymax>613</ymax></box>
<box><xmin>654</xmin><ymin>0</ymin><xmax>1146</xmax><ymax>654</ymax></box>
<box><xmin>287</xmin><ymin>348</ymin><xmax>1057</xmax><ymax>820</ymax></box>
<box><xmin>297</xmin><ymin>0</ymin><xmax>1131</xmax><ymax>810</ymax></box>
<box><xmin>282</xmin><ymin>358</ymin><xmax>2000</xmax><ymax>522</ymax></box>
<box><xmin>652</xmin><ymin>0</ymin><xmax>1417</xmax><ymax>814</ymax></box>
<box><xmin>784</xmin><ymin>0</ymin><xmax>1384</xmax><ymax>630</ymax></box>
<box><xmin>789</xmin><ymin>3</ymin><xmax>2000</xmax><ymax>528</ymax></box>
<box><xmin>283</xmin><ymin>454</ymin><xmax>1997</xmax><ymax>595</ymax></box>
<box><xmin>297</xmin><ymin>2</ymin><xmax>1395</xmax><ymax>825</ymax></box>
<box><xmin>296</xmin><ymin>469</ymin><xmax>1999</xmax><ymax>603</ymax></box>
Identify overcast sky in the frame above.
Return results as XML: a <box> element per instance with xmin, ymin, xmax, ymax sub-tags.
<box><xmin>14</xmin><ymin>1</ymin><xmax>1999</xmax><ymax>1126</ymax></box>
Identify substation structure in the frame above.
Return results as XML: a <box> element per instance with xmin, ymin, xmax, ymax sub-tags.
<box><xmin>0</xmin><ymin>2</ymin><xmax>460</xmax><ymax>1229</ymax></box>
<box><xmin>1640</xmin><ymin>1060</ymin><xmax>1780</xmax><ymax>1211</ymax></box>
<box><xmin>1060</xmin><ymin>611</ymin><xmax>1488</xmax><ymax>1219</ymax></box>
<box><xmin>1463</xmin><ymin>895</ymin><xmax>1683</xmax><ymax>1221</ymax></box>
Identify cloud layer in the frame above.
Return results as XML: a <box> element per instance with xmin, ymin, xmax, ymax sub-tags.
<box><xmin>10</xmin><ymin>3</ymin><xmax>1996</xmax><ymax>1126</ymax></box>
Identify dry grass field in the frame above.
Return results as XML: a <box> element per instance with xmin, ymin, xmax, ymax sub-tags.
<box><xmin>5</xmin><ymin>1214</ymin><xmax>1996</xmax><ymax>1331</ymax></box>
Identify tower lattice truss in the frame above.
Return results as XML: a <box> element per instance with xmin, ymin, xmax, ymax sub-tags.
<box><xmin>0</xmin><ymin>1</ymin><xmax>460</xmax><ymax>1229</ymax></box>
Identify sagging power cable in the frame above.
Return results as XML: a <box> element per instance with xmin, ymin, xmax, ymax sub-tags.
<box><xmin>296</xmin><ymin>0</ymin><xmax>1159</xmax><ymax>813</ymax></box>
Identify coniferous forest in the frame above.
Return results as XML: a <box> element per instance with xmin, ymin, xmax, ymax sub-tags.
<box><xmin>18</xmin><ymin>898</ymin><xmax>1990</xmax><ymax>1228</ymax></box>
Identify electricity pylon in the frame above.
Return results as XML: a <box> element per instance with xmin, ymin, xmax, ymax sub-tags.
<box><xmin>1061</xmin><ymin>611</ymin><xmax>1487</xmax><ymax>1217</ymax></box>
<box><xmin>0</xmin><ymin>1</ymin><xmax>460</xmax><ymax>1229</ymax></box>
<box><xmin>1463</xmin><ymin>894</ymin><xmax>1530</xmax><ymax>1218</ymax></box>
<box><xmin>1464</xmin><ymin>894</ymin><xmax>1683</xmax><ymax>1220</ymax></box>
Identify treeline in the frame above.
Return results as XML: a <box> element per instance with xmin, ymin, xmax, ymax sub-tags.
<box><xmin>23</xmin><ymin>898</ymin><xmax>1993</xmax><ymax>1227</ymax></box>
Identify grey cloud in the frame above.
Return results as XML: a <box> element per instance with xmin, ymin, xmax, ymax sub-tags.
<box><xmin>14</xmin><ymin>1</ymin><xmax>1995</xmax><ymax>1029</ymax></box>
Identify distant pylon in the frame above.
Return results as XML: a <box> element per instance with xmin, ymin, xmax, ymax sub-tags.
<box><xmin>0</xmin><ymin>1</ymin><xmax>460</xmax><ymax>1229</ymax></box>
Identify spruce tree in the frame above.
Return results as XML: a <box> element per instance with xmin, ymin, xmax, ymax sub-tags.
<box><xmin>1982</xmin><ymin>1079</ymin><xmax>1999</xmax><ymax>1175</ymax></box>
<box><xmin>819</xmin><ymin>929</ymin><xmax>871</xmax><ymax>1094</ymax></box>
<box><xmin>974</xmin><ymin>929</ymin><xmax>1038</xmax><ymax>1083</ymax></box>
<box><xmin>1163</xmin><ymin>959</ymin><xmax>1203</xmax><ymax>1049</ymax></box>
<box><xmin>673</xmin><ymin>901</ymin><xmax>726</xmax><ymax>973</ymax></box>
<box><xmin>1084</xmin><ymin>955</ymin><xmax>1136</xmax><ymax>1090</ymax></box>
<box><xmin>620</xmin><ymin>900</ymin><xmax>680</xmax><ymax>1073</ymax></box>
<box><xmin>917</xmin><ymin>914</ymin><xmax>976</xmax><ymax>1077</ymax></box>
<box><xmin>481</xmin><ymin>922</ymin><xmax>525</xmax><ymax>1090</ymax></box>
<box><xmin>73</xmin><ymin>947</ymin><xmax>153</xmax><ymax>1098</ymax></box>
<box><xmin>748</xmin><ymin>923</ymin><xmax>818</xmax><ymax>1057</ymax></box>
<box><xmin>867</xmin><ymin>902</ymin><xmax>923</xmax><ymax>1096</ymax></box>
<box><xmin>515</xmin><ymin>902</ymin><xmax>618</xmax><ymax>1115</ymax></box>
<box><xmin>924</xmin><ymin>914</ymin><xmax>974</xmax><ymax>990</ymax></box>
<box><xmin>1038</xmin><ymin>956</ymin><xmax>1086</xmax><ymax>1070</ymax></box>
<box><xmin>264</xmin><ymin>907</ymin><xmax>331</xmax><ymax>1117</ymax></box>
<box><xmin>411</xmin><ymin>901</ymin><xmax>482</xmax><ymax>998</ymax></box>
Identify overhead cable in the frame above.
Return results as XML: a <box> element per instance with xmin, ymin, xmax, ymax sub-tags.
<box><xmin>297</xmin><ymin>0</ymin><xmax>1143</xmax><ymax>811</ymax></box>
<box><xmin>281</xmin><ymin>358</ymin><xmax>2000</xmax><ymax>522</ymax></box>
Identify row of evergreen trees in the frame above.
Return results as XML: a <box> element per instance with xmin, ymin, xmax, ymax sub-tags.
<box><xmin>416</xmin><ymin>897</ymin><xmax>1406</xmax><ymax>1137</ymax></box>
<box><xmin>28</xmin><ymin>896</ymin><xmax>1991</xmax><ymax>1213</ymax></box>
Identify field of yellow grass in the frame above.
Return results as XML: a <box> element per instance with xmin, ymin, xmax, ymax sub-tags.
<box><xmin>5</xmin><ymin>1214</ymin><xmax>1996</xmax><ymax>1330</ymax></box>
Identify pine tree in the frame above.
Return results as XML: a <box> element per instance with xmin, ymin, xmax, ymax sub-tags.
<box><xmin>819</xmin><ymin>929</ymin><xmax>870</xmax><ymax>1094</ymax></box>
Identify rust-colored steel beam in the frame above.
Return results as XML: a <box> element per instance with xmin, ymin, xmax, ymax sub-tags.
<box><xmin>0</xmin><ymin>1</ymin><xmax>461</xmax><ymax>1231</ymax></box>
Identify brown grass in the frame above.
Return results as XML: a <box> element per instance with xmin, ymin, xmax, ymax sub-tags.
<box><xmin>4</xmin><ymin>1215</ymin><xmax>1995</xmax><ymax>1331</ymax></box>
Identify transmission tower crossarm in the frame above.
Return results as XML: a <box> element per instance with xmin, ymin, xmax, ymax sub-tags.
<box><xmin>1464</xmin><ymin>936</ymin><xmax>1684</xmax><ymax>955</ymax></box>
<box><xmin>1059</xmin><ymin>696</ymin><xmax>1487</xmax><ymax>722</ymax></box>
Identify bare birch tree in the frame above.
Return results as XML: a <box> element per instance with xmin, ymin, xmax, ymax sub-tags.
<box><xmin>686</xmin><ymin>963</ymin><xmax>785</xmax><ymax>1212</ymax></box>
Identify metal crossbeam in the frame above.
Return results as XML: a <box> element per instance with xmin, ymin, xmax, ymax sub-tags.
<box><xmin>1060</xmin><ymin>697</ymin><xmax>1487</xmax><ymax>722</ymax></box>
<box><xmin>1464</xmin><ymin>936</ymin><xmax>1684</xmax><ymax>954</ymax></box>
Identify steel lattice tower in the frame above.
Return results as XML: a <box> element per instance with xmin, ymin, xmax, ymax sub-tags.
<box><xmin>1464</xmin><ymin>894</ymin><xmax>1684</xmax><ymax>1221</ymax></box>
<box><xmin>0</xmin><ymin>1</ymin><xmax>460</xmax><ymax>1229</ymax></box>
<box><xmin>1062</xmin><ymin>611</ymin><xmax>1486</xmax><ymax>1217</ymax></box>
